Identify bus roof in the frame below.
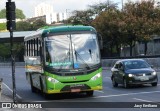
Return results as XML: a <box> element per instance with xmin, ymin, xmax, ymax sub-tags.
<box><xmin>24</xmin><ymin>25</ymin><xmax>96</xmax><ymax>41</ymax></box>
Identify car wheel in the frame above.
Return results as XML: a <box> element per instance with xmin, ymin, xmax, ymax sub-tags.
<box><xmin>151</xmin><ymin>82</ymin><xmax>157</xmax><ymax>86</ymax></box>
<box><xmin>112</xmin><ymin>77</ymin><xmax>118</xmax><ymax>87</ymax></box>
<box><xmin>123</xmin><ymin>78</ymin><xmax>129</xmax><ymax>88</ymax></box>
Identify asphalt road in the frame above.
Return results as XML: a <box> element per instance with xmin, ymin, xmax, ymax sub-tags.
<box><xmin>0</xmin><ymin>67</ymin><xmax>160</xmax><ymax>111</ymax></box>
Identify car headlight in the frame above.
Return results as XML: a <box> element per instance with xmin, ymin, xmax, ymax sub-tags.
<box><xmin>152</xmin><ymin>71</ymin><xmax>157</xmax><ymax>76</ymax></box>
<box><xmin>91</xmin><ymin>73</ymin><xmax>102</xmax><ymax>80</ymax></box>
<box><xmin>128</xmin><ymin>74</ymin><xmax>134</xmax><ymax>77</ymax></box>
<box><xmin>47</xmin><ymin>77</ymin><xmax>59</xmax><ymax>83</ymax></box>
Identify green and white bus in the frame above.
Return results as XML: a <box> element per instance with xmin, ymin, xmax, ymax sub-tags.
<box><xmin>24</xmin><ymin>25</ymin><xmax>102</xmax><ymax>98</ymax></box>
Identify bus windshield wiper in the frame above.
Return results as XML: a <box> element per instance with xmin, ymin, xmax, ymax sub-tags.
<box><xmin>74</xmin><ymin>50</ymin><xmax>90</xmax><ymax>70</ymax></box>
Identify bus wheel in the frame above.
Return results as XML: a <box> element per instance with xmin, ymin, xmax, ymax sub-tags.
<box><xmin>40</xmin><ymin>77</ymin><xmax>50</xmax><ymax>99</ymax></box>
<box><xmin>43</xmin><ymin>93</ymin><xmax>50</xmax><ymax>99</ymax></box>
<box><xmin>86</xmin><ymin>91</ymin><xmax>94</xmax><ymax>96</ymax></box>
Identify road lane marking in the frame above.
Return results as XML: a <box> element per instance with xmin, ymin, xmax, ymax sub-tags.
<box><xmin>92</xmin><ymin>90</ymin><xmax>160</xmax><ymax>98</ymax></box>
<box><xmin>2</xmin><ymin>83</ymin><xmax>22</xmax><ymax>99</ymax></box>
<box><xmin>133</xmin><ymin>98</ymin><xmax>153</xmax><ymax>102</ymax></box>
<box><xmin>95</xmin><ymin>90</ymin><xmax>104</xmax><ymax>93</ymax></box>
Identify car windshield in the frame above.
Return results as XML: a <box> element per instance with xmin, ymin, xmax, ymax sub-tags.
<box><xmin>45</xmin><ymin>33</ymin><xmax>100</xmax><ymax>70</ymax></box>
<box><xmin>123</xmin><ymin>60</ymin><xmax>150</xmax><ymax>69</ymax></box>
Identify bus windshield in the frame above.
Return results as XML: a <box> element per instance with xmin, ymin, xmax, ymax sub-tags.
<box><xmin>45</xmin><ymin>33</ymin><xmax>100</xmax><ymax>70</ymax></box>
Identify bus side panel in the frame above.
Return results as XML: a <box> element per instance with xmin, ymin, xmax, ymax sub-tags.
<box><xmin>26</xmin><ymin>72</ymin><xmax>42</xmax><ymax>90</ymax></box>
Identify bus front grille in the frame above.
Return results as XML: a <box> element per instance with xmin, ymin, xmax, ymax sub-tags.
<box><xmin>61</xmin><ymin>80</ymin><xmax>89</xmax><ymax>83</ymax></box>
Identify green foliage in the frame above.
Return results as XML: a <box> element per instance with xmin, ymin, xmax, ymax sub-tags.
<box><xmin>31</xmin><ymin>19</ymin><xmax>47</xmax><ymax>30</ymax></box>
<box><xmin>0</xmin><ymin>43</ymin><xmax>24</xmax><ymax>62</ymax></box>
<box><xmin>68</xmin><ymin>1</ymin><xmax>118</xmax><ymax>26</ymax></box>
<box><xmin>16</xmin><ymin>21</ymin><xmax>32</xmax><ymax>31</ymax></box>
<box><xmin>15</xmin><ymin>9</ymin><xmax>26</xmax><ymax>19</ymax></box>
<box><xmin>0</xmin><ymin>9</ymin><xmax>6</xmax><ymax>19</ymax></box>
<box><xmin>0</xmin><ymin>8</ymin><xmax>25</xmax><ymax>19</ymax></box>
<box><xmin>91</xmin><ymin>0</ymin><xmax>160</xmax><ymax>56</ymax></box>
<box><xmin>16</xmin><ymin>19</ymin><xmax>47</xmax><ymax>31</ymax></box>
<box><xmin>0</xmin><ymin>23</ymin><xmax>6</xmax><ymax>31</ymax></box>
<box><xmin>88</xmin><ymin>1</ymin><xmax>118</xmax><ymax>15</ymax></box>
<box><xmin>0</xmin><ymin>43</ymin><xmax>10</xmax><ymax>60</ymax></box>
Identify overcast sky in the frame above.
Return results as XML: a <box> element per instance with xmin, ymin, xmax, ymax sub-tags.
<box><xmin>0</xmin><ymin>0</ymin><xmax>124</xmax><ymax>18</ymax></box>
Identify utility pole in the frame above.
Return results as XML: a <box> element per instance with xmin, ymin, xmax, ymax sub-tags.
<box><xmin>6</xmin><ymin>0</ymin><xmax>16</xmax><ymax>103</ymax></box>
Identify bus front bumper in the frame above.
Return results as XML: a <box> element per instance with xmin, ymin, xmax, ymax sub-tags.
<box><xmin>46</xmin><ymin>79</ymin><xmax>102</xmax><ymax>94</ymax></box>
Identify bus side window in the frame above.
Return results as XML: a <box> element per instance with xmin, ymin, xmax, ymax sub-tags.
<box><xmin>37</xmin><ymin>39</ymin><xmax>41</xmax><ymax>56</ymax></box>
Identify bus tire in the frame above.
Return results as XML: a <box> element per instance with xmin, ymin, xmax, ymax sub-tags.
<box><xmin>31</xmin><ymin>84</ymin><xmax>37</xmax><ymax>93</ymax></box>
<box><xmin>86</xmin><ymin>90</ymin><xmax>94</xmax><ymax>96</ymax></box>
<box><xmin>30</xmin><ymin>73</ymin><xmax>37</xmax><ymax>93</ymax></box>
<box><xmin>40</xmin><ymin>77</ymin><xmax>50</xmax><ymax>99</ymax></box>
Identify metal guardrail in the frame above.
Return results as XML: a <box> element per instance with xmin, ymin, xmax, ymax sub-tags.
<box><xmin>0</xmin><ymin>62</ymin><xmax>25</xmax><ymax>67</ymax></box>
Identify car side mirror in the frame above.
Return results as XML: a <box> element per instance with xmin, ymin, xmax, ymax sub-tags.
<box><xmin>119</xmin><ymin>67</ymin><xmax>124</xmax><ymax>71</ymax></box>
<box><xmin>150</xmin><ymin>65</ymin><xmax>154</xmax><ymax>68</ymax></box>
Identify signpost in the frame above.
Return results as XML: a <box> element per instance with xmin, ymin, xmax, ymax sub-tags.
<box><xmin>6</xmin><ymin>0</ymin><xmax>16</xmax><ymax>103</ymax></box>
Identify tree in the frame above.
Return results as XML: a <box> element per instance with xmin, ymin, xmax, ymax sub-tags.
<box><xmin>92</xmin><ymin>9</ymin><xmax>124</xmax><ymax>57</ymax></box>
<box><xmin>15</xmin><ymin>8</ymin><xmax>26</xmax><ymax>19</ymax></box>
<box><xmin>0</xmin><ymin>43</ymin><xmax>10</xmax><ymax>61</ymax></box>
<box><xmin>31</xmin><ymin>19</ymin><xmax>47</xmax><ymax>30</ymax></box>
<box><xmin>92</xmin><ymin>0</ymin><xmax>160</xmax><ymax>57</ymax></box>
<box><xmin>0</xmin><ymin>43</ymin><xmax>25</xmax><ymax>62</ymax></box>
<box><xmin>88</xmin><ymin>0</ymin><xmax>118</xmax><ymax>15</ymax></box>
<box><xmin>0</xmin><ymin>8</ymin><xmax>26</xmax><ymax>19</ymax></box>
<box><xmin>16</xmin><ymin>19</ymin><xmax>47</xmax><ymax>31</ymax></box>
<box><xmin>68</xmin><ymin>1</ymin><xmax>118</xmax><ymax>26</ymax></box>
<box><xmin>123</xmin><ymin>0</ymin><xmax>160</xmax><ymax>55</ymax></box>
<box><xmin>0</xmin><ymin>9</ymin><xmax>6</xmax><ymax>18</ymax></box>
<box><xmin>68</xmin><ymin>10</ymin><xmax>93</xmax><ymax>26</ymax></box>
<box><xmin>16</xmin><ymin>21</ymin><xmax>32</xmax><ymax>31</ymax></box>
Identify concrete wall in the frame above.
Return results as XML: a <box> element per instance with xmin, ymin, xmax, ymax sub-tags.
<box><xmin>102</xmin><ymin>58</ymin><xmax>160</xmax><ymax>68</ymax></box>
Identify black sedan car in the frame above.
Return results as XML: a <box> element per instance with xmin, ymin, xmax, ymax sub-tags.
<box><xmin>111</xmin><ymin>59</ymin><xmax>158</xmax><ymax>88</ymax></box>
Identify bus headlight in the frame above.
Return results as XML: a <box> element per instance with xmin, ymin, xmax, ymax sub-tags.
<box><xmin>47</xmin><ymin>77</ymin><xmax>59</xmax><ymax>83</ymax></box>
<box><xmin>152</xmin><ymin>71</ymin><xmax>156</xmax><ymax>76</ymax></box>
<box><xmin>91</xmin><ymin>73</ymin><xmax>101</xmax><ymax>81</ymax></box>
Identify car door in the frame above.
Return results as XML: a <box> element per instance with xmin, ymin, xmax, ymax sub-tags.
<box><xmin>118</xmin><ymin>62</ymin><xmax>125</xmax><ymax>84</ymax></box>
<box><xmin>111</xmin><ymin>62</ymin><xmax>119</xmax><ymax>83</ymax></box>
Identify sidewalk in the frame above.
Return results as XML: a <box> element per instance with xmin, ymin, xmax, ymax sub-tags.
<box><xmin>0</xmin><ymin>84</ymin><xmax>44</xmax><ymax>111</ymax></box>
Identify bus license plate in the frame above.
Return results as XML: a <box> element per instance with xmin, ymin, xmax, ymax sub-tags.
<box><xmin>71</xmin><ymin>89</ymin><xmax>81</xmax><ymax>92</ymax></box>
